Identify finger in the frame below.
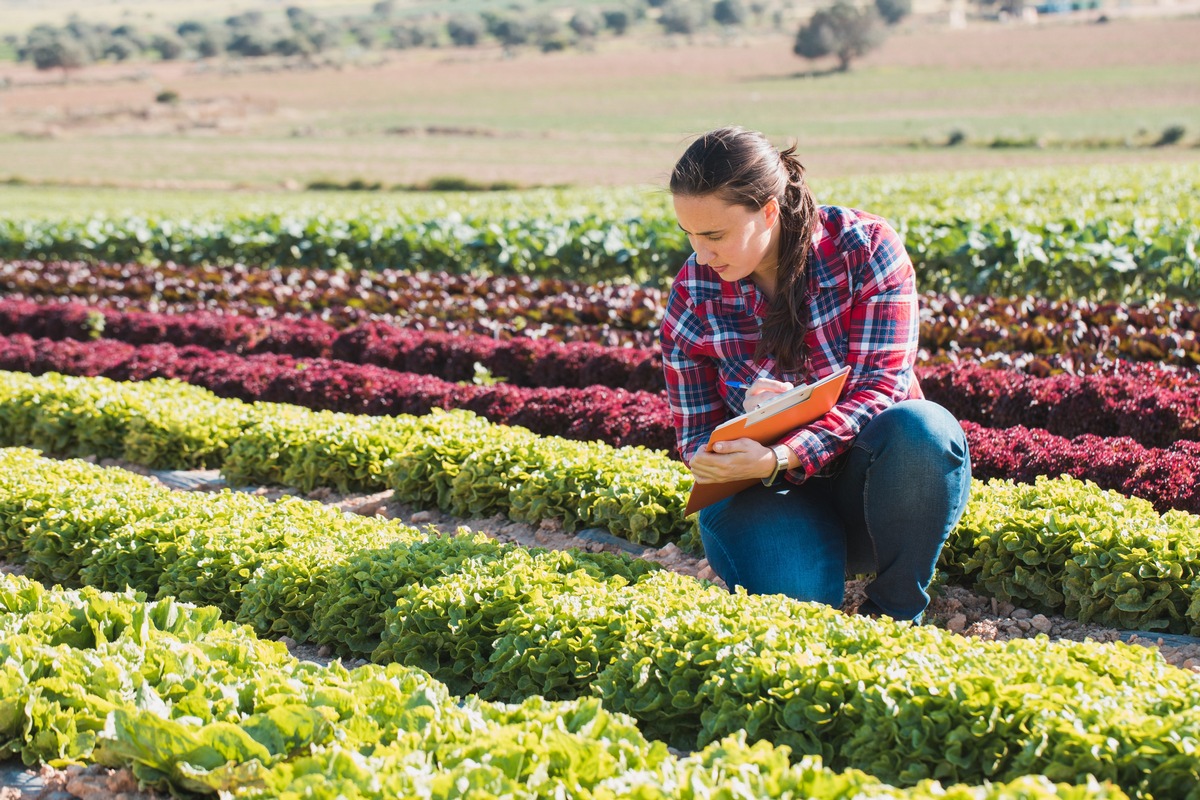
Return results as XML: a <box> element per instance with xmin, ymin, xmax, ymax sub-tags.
<box><xmin>749</xmin><ymin>378</ymin><xmax>792</xmax><ymax>391</ymax></box>
<box><xmin>747</xmin><ymin>381</ymin><xmax>794</xmax><ymax>398</ymax></box>
<box><xmin>712</xmin><ymin>438</ymin><xmax>757</xmax><ymax>455</ymax></box>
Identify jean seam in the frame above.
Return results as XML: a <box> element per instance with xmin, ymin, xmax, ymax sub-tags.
<box><xmin>857</xmin><ymin>444</ymin><xmax>883</xmax><ymax>608</ymax></box>
<box><xmin>705</xmin><ymin>526</ymin><xmax>741</xmax><ymax>590</ymax></box>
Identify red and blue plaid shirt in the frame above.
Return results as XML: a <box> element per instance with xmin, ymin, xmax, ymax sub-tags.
<box><xmin>660</xmin><ymin>205</ymin><xmax>923</xmax><ymax>483</ymax></box>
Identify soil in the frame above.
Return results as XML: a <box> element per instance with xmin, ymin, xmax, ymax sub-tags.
<box><xmin>3</xmin><ymin>460</ymin><xmax>1199</xmax><ymax>798</ymax></box>
<box><xmin>0</xmin><ymin>764</ymin><xmax>165</xmax><ymax>800</ymax></box>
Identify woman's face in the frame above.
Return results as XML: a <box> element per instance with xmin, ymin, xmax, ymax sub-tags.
<box><xmin>673</xmin><ymin>193</ymin><xmax>780</xmax><ymax>286</ymax></box>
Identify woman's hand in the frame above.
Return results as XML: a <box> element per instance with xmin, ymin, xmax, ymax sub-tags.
<box><xmin>689</xmin><ymin>437</ymin><xmax>774</xmax><ymax>484</ymax></box>
<box><xmin>743</xmin><ymin>378</ymin><xmax>794</xmax><ymax>412</ymax></box>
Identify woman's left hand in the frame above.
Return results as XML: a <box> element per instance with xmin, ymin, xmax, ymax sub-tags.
<box><xmin>689</xmin><ymin>437</ymin><xmax>773</xmax><ymax>484</ymax></box>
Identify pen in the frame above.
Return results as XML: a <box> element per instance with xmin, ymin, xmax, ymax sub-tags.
<box><xmin>725</xmin><ymin>380</ymin><xmax>750</xmax><ymax>389</ymax></box>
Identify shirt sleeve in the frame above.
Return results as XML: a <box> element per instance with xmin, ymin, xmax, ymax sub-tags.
<box><xmin>659</xmin><ymin>275</ymin><xmax>726</xmax><ymax>466</ymax></box>
<box><xmin>778</xmin><ymin>218</ymin><xmax>919</xmax><ymax>482</ymax></box>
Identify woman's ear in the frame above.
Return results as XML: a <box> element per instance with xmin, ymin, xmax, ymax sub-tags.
<box><xmin>762</xmin><ymin>196</ymin><xmax>781</xmax><ymax>228</ymax></box>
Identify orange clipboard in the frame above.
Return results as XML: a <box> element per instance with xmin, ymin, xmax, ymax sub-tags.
<box><xmin>683</xmin><ymin>365</ymin><xmax>852</xmax><ymax>516</ymax></box>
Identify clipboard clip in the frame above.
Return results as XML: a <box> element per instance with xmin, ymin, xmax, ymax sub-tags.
<box><xmin>744</xmin><ymin>385</ymin><xmax>813</xmax><ymax>425</ymax></box>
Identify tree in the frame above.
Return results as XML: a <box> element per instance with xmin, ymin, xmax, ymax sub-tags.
<box><xmin>226</xmin><ymin>11</ymin><xmax>265</xmax><ymax>29</ymax></box>
<box><xmin>177</xmin><ymin>20</ymin><xmax>207</xmax><ymax>37</ymax></box>
<box><xmin>390</xmin><ymin>22</ymin><xmax>437</xmax><ymax>50</ymax></box>
<box><xmin>103</xmin><ymin>36</ymin><xmax>138</xmax><ymax>61</ymax></box>
<box><xmin>529</xmin><ymin>13</ymin><xmax>567</xmax><ymax>50</ymax></box>
<box><xmin>105</xmin><ymin>25</ymin><xmax>147</xmax><ymax>61</ymax></box>
<box><xmin>111</xmin><ymin>24</ymin><xmax>148</xmax><ymax>48</ymax></box>
<box><xmin>486</xmin><ymin>13</ymin><xmax>532</xmax><ymax>48</ymax></box>
<box><xmin>196</xmin><ymin>36</ymin><xmax>224</xmax><ymax>57</ymax></box>
<box><xmin>569</xmin><ymin>9</ymin><xmax>603</xmax><ymax>38</ymax></box>
<box><xmin>447</xmin><ymin>14</ymin><xmax>485</xmax><ymax>46</ymax></box>
<box><xmin>272</xmin><ymin>32</ymin><xmax>314</xmax><ymax>56</ymax></box>
<box><xmin>713</xmin><ymin>0</ymin><xmax>748</xmax><ymax>27</ymax></box>
<box><xmin>659</xmin><ymin>0</ymin><xmax>706</xmax><ymax>35</ymax></box>
<box><xmin>874</xmin><ymin>0</ymin><xmax>912</xmax><ymax>25</ymax></box>
<box><xmin>602</xmin><ymin>9</ymin><xmax>632</xmax><ymax>35</ymax></box>
<box><xmin>25</xmin><ymin>33</ymin><xmax>90</xmax><ymax>77</ymax></box>
<box><xmin>285</xmin><ymin>6</ymin><xmax>320</xmax><ymax>33</ymax></box>
<box><xmin>227</xmin><ymin>29</ymin><xmax>272</xmax><ymax>57</ymax></box>
<box><xmin>793</xmin><ymin>1</ymin><xmax>885</xmax><ymax>72</ymax></box>
<box><xmin>150</xmin><ymin>32</ymin><xmax>186</xmax><ymax>60</ymax></box>
<box><xmin>62</xmin><ymin>15</ymin><xmax>103</xmax><ymax>61</ymax></box>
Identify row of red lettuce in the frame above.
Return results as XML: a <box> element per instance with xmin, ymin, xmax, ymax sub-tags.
<box><xmin>1</xmin><ymin>332</ymin><xmax>1196</xmax><ymax>516</ymax></box>
<box><xmin>3</xmin><ymin>261</ymin><xmax>1199</xmax><ymax>363</ymax></box>
<box><xmin>2</xmin><ymin>298</ymin><xmax>1197</xmax><ymax>449</ymax></box>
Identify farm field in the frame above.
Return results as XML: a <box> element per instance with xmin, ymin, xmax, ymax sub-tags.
<box><xmin>2</xmin><ymin>3</ymin><xmax>1200</xmax><ymax>796</ymax></box>
<box><xmin>1</xmin><ymin>159</ymin><xmax>1200</xmax><ymax>796</ymax></box>
<box><xmin>1</xmin><ymin>16</ymin><xmax>1199</xmax><ymax>189</ymax></box>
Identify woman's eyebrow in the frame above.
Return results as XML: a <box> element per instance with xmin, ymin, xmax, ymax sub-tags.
<box><xmin>677</xmin><ymin>223</ymin><xmax>723</xmax><ymax>236</ymax></box>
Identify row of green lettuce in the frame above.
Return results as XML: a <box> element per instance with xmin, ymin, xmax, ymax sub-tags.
<box><xmin>2</xmin><ymin>368</ymin><xmax>1200</xmax><ymax>635</ymax></box>
<box><xmin>0</xmin><ymin>449</ymin><xmax>1194</xmax><ymax>797</ymax></box>
<box><xmin>8</xmin><ymin>575</ymin><xmax>1132</xmax><ymax>799</ymax></box>
<box><xmin>2</xmin><ymin>164</ymin><xmax>1198</xmax><ymax>301</ymax></box>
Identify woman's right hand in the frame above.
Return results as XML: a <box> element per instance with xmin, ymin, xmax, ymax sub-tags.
<box><xmin>743</xmin><ymin>378</ymin><xmax>794</xmax><ymax>412</ymax></box>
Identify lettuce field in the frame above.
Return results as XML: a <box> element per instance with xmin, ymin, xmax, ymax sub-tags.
<box><xmin>1</xmin><ymin>163</ymin><xmax>1199</xmax><ymax>798</ymax></box>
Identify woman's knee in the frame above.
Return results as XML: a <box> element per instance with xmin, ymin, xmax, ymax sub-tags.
<box><xmin>698</xmin><ymin>489</ymin><xmax>846</xmax><ymax>607</ymax></box>
<box><xmin>861</xmin><ymin>400</ymin><xmax>969</xmax><ymax>465</ymax></box>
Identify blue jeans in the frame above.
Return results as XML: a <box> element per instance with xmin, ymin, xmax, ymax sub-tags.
<box><xmin>698</xmin><ymin>400</ymin><xmax>971</xmax><ymax>622</ymax></box>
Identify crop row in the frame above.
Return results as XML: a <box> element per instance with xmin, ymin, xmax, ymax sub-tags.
<box><xmin>0</xmin><ymin>333</ymin><xmax>678</xmax><ymax>451</ymax></box>
<box><xmin>3</xmin><ymin>298</ymin><xmax>1200</xmax><ymax>444</ymax></box>
<box><xmin>0</xmin><ymin>447</ymin><xmax>1192</xmax><ymax>797</ymax></box>
<box><xmin>0</xmin><ymin>370</ymin><xmax>688</xmax><ymax>546</ymax></box>
<box><xmin>8</xmin><ymin>573</ymin><xmax>1059</xmax><ymax>800</ymax></box>
<box><xmin>0</xmin><ymin>260</ymin><xmax>662</xmax><ymax>346</ymax></box>
<box><xmin>918</xmin><ymin>362</ymin><xmax>1200</xmax><ymax>448</ymax></box>
<box><xmin>0</xmin><ymin>298</ymin><xmax>668</xmax><ymax>392</ymax></box>
<box><xmin>2</xmin><ymin>370</ymin><xmax>1200</xmax><ymax>636</ymax></box>
<box><xmin>3</xmin><ymin>166</ymin><xmax>1198</xmax><ymax>300</ymax></box>
<box><xmin>6</xmin><ymin>261</ymin><xmax>1200</xmax><ymax>365</ymax></box>
<box><xmin>2</xmin><ymin>335</ymin><xmax>1198</xmax><ymax>516</ymax></box>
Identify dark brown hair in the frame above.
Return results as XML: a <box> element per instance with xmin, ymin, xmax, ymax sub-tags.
<box><xmin>669</xmin><ymin>126</ymin><xmax>819</xmax><ymax>376</ymax></box>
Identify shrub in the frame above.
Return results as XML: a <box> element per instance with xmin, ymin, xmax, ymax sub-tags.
<box><xmin>1155</xmin><ymin>124</ymin><xmax>1187</xmax><ymax>147</ymax></box>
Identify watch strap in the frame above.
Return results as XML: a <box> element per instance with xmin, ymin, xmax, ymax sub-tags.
<box><xmin>762</xmin><ymin>444</ymin><xmax>790</xmax><ymax>487</ymax></box>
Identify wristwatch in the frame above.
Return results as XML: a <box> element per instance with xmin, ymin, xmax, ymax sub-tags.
<box><xmin>762</xmin><ymin>444</ymin><xmax>791</xmax><ymax>487</ymax></box>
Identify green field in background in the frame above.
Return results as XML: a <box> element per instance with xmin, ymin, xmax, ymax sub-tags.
<box><xmin>2</xmin><ymin>12</ymin><xmax>1197</xmax><ymax>189</ymax></box>
<box><xmin>2</xmin><ymin>161</ymin><xmax>1196</xmax><ymax>221</ymax></box>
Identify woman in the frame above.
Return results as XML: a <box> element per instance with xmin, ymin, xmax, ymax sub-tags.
<box><xmin>660</xmin><ymin>126</ymin><xmax>971</xmax><ymax>622</ymax></box>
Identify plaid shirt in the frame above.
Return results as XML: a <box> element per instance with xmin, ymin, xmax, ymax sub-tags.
<box><xmin>660</xmin><ymin>205</ymin><xmax>923</xmax><ymax>483</ymax></box>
